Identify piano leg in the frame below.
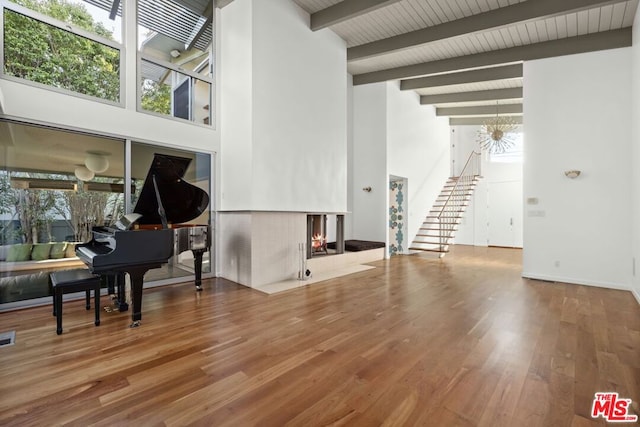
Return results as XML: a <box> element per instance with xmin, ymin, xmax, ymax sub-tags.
<box><xmin>192</xmin><ymin>249</ymin><xmax>205</xmax><ymax>291</ymax></box>
<box><xmin>128</xmin><ymin>268</ymin><xmax>149</xmax><ymax>328</ymax></box>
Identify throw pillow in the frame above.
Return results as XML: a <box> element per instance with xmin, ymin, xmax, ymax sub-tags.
<box><xmin>6</xmin><ymin>244</ymin><xmax>33</xmax><ymax>262</ymax></box>
<box><xmin>65</xmin><ymin>243</ymin><xmax>77</xmax><ymax>258</ymax></box>
<box><xmin>49</xmin><ymin>242</ymin><xmax>68</xmax><ymax>259</ymax></box>
<box><xmin>31</xmin><ymin>243</ymin><xmax>52</xmax><ymax>261</ymax></box>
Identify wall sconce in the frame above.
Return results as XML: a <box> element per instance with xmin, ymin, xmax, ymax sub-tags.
<box><xmin>170</xmin><ymin>49</ymin><xmax>181</xmax><ymax>58</ymax></box>
<box><xmin>564</xmin><ymin>170</ymin><xmax>581</xmax><ymax>179</ymax></box>
<box><xmin>362</xmin><ymin>186</ymin><xmax>372</xmax><ymax>192</ymax></box>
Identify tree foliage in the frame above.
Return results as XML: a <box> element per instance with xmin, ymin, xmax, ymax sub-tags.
<box><xmin>141</xmin><ymin>78</ymin><xmax>171</xmax><ymax>115</ymax></box>
<box><xmin>3</xmin><ymin>0</ymin><xmax>120</xmax><ymax>101</ymax></box>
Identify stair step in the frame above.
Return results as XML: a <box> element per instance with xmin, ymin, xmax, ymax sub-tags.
<box><xmin>409</xmin><ymin>247</ymin><xmax>450</xmax><ymax>253</ymax></box>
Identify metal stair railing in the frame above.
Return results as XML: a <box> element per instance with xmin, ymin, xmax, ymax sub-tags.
<box><xmin>436</xmin><ymin>151</ymin><xmax>481</xmax><ymax>252</ymax></box>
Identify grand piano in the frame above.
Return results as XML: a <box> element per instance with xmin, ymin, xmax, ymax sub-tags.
<box><xmin>76</xmin><ymin>153</ymin><xmax>210</xmax><ymax>327</ymax></box>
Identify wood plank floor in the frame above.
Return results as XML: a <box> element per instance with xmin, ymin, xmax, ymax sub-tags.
<box><xmin>0</xmin><ymin>245</ymin><xmax>638</xmax><ymax>426</ymax></box>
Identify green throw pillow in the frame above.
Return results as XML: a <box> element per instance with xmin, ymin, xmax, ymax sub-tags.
<box><xmin>49</xmin><ymin>242</ymin><xmax>68</xmax><ymax>259</ymax></box>
<box><xmin>6</xmin><ymin>244</ymin><xmax>33</xmax><ymax>262</ymax></box>
<box><xmin>31</xmin><ymin>243</ymin><xmax>52</xmax><ymax>261</ymax></box>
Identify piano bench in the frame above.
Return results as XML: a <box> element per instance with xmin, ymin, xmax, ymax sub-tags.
<box><xmin>50</xmin><ymin>270</ymin><xmax>102</xmax><ymax>335</ymax></box>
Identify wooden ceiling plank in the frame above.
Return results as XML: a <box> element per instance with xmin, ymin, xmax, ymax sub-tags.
<box><xmin>420</xmin><ymin>87</ymin><xmax>523</xmax><ymax>104</ymax></box>
<box><xmin>400</xmin><ymin>63</ymin><xmax>522</xmax><ymax>90</ymax></box>
<box><xmin>354</xmin><ymin>28</ymin><xmax>631</xmax><ymax>85</ymax></box>
<box><xmin>347</xmin><ymin>0</ymin><xmax>625</xmax><ymax>61</ymax></box>
<box><xmin>310</xmin><ymin>0</ymin><xmax>404</xmax><ymax>31</ymax></box>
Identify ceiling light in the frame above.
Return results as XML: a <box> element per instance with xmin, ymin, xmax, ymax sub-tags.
<box><xmin>74</xmin><ymin>166</ymin><xmax>94</xmax><ymax>181</ymax></box>
<box><xmin>85</xmin><ymin>152</ymin><xmax>109</xmax><ymax>173</ymax></box>
<box><xmin>477</xmin><ymin>102</ymin><xmax>518</xmax><ymax>154</ymax></box>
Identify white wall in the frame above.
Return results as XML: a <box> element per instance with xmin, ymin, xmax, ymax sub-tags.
<box><xmin>632</xmin><ymin>6</ymin><xmax>640</xmax><ymax>304</ymax></box>
<box><xmin>452</xmin><ymin>126</ymin><xmax>523</xmax><ymax>247</ymax></box>
<box><xmin>351</xmin><ymin>81</ymin><xmax>450</xmax><ymax>248</ymax></box>
<box><xmin>523</xmin><ymin>48</ymin><xmax>632</xmax><ymax>290</ymax></box>
<box><xmin>386</xmin><ymin>81</ymin><xmax>450</xmax><ymax>251</ymax></box>
<box><xmin>219</xmin><ymin>0</ymin><xmax>347</xmax><ymax>213</ymax></box>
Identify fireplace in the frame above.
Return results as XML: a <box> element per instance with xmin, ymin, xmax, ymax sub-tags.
<box><xmin>306</xmin><ymin>214</ymin><xmax>344</xmax><ymax>258</ymax></box>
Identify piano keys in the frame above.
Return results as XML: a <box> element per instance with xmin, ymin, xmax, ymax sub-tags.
<box><xmin>76</xmin><ymin>153</ymin><xmax>211</xmax><ymax>327</ymax></box>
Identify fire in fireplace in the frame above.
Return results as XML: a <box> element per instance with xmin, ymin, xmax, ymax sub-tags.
<box><xmin>306</xmin><ymin>214</ymin><xmax>345</xmax><ymax>258</ymax></box>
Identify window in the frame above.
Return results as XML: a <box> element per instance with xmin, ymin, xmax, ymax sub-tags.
<box><xmin>490</xmin><ymin>132</ymin><xmax>524</xmax><ymax>163</ymax></box>
<box><xmin>137</xmin><ymin>0</ymin><xmax>214</xmax><ymax>125</ymax></box>
<box><xmin>2</xmin><ymin>0</ymin><xmax>123</xmax><ymax>103</ymax></box>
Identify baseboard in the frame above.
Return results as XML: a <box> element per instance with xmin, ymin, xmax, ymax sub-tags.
<box><xmin>633</xmin><ymin>287</ymin><xmax>640</xmax><ymax>306</ymax></box>
<box><xmin>521</xmin><ymin>272</ymin><xmax>632</xmax><ymax>292</ymax></box>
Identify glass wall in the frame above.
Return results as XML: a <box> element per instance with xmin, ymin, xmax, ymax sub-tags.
<box><xmin>0</xmin><ymin>120</ymin><xmax>213</xmax><ymax>308</ymax></box>
<box><xmin>0</xmin><ymin>120</ymin><xmax>125</xmax><ymax>305</ymax></box>
<box><xmin>131</xmin><ymin>142</ymin><xmax>211</xmax><ymax>282</ymax></box>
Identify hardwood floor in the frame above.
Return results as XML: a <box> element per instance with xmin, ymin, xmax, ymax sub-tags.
<box><xmin>0</xmin><ymin>246</ymin><xmax>638</xmax><ymax>426</ymax></box>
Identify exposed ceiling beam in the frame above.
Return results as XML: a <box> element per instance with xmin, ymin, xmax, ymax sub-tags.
<box><xmin>353</xmin><ymin>28</ymin><xmax>631</xmax><ymax>85</ymax></box>
<box><xmin>437</xmin><ymin>104</ymin><xmax>523</xmax><ymax>117</ymax></box>
<box><xmin>420</xmin><ymin>88</ymin><xmax>523</xmax><ymax>105</ymax></box>
<box><xmin>311</xmin><ymin>0</ymin><xmax>402</xmax><ymax>31</ymax></box>
<box><xmin>450</xmin><ymin>116</ymin><xmax>523</xmax><ymax>126</ymax></box>
<box><xmin>108</xmin><ymin>0</ymin><xmax>120</xmax><ymax>20</ymax></box>
<box><xmin>348</xmin><ymin>0</ymin><xmax>624</xmax><ymax>61</ymax></box>
<box><xmin>401</xmin><ymin>64</ymin><xmax>522</xmax><ymax>91</ymax></box>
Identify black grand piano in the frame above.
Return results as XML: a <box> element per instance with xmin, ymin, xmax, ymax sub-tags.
<box><xmin>76</xmin><ymin>153</ymin><xmax>210</xmax><ymax>327</ymax></box>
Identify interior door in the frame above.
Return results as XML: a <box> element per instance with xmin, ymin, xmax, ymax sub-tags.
<box><xmin>487</xmin><ymin>181</ymin><xmax>523</xmax><ymax>248</ymax></box>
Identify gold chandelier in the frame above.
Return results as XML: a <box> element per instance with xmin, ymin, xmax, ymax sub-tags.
<box><xmin>477</xmin><ymin>103</ymin><xmax>518</xmax><ymax>154</ymax></box>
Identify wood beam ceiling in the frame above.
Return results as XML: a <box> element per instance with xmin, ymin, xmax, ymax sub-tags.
<box><xmin>450</xmin><ymin>116</ymin><xmax>523</xmax><ymax>126</ymax></box>
<box><xmin>436</xmin><ymin>104</ymin><xmax>523</xmax><ymax>117</ymax></box>
<box><xmin>353</xmin><ymin>28</ymin><xmax>631</xmax><ymax>85</ymax></box>
<box><xmin>420</xmin><ymin>88</ymin><xmax>523</xmax><ymax>105</ymax></box>
<box><xmin>400</xmin><ymin>64</ymin><xmax>522</xmax><ymax>91</ymax></box>
<box><xmin>311</xmin><ymin>0</ymin><xmax>403</xmax><ymax>31</ymax></box>
<box><xmin>347</xmin><ymin>0</ymin><xmax>625</xmax><ymax>61</ymax></box>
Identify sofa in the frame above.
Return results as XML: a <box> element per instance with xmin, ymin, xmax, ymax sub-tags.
<box><xmin>0</xmin><ymin>242</ymin><xmax>85</xmax><ymax>304</ymax></box>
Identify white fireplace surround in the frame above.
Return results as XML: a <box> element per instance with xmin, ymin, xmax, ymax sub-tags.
<box><xmin>217</xmin><ymin>211</ymin><xmax>382</xmax><ymax>289</ymax></box>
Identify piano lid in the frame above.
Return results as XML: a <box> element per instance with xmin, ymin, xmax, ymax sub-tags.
<box><xmin>133</xmin><ymin>153</ymin><xmax>209</xmax><ymax>225</ymax></box>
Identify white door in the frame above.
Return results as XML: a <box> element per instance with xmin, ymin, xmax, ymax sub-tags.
<box><xmin>487</xmin><ymin>181</ymin><xmax>523</xmax><ymax>248</ymax></box>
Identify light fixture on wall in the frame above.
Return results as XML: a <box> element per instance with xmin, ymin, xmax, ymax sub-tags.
<box><xmin>170</xmin><ymin>49</ymin><xmax>181</xmax><ymax>58</ymax></box>
<box><xmin>477</xmin><ymin>102</ymin><xmax>518</xmax><ymax>154</ymax></box>
<box><xmin>564</xmin><ymin>170</ymin><xmax>581</xmax><ymax>179</ymax></box>
<box><xmin>362</xmin><ymin>186</ymin><xmax>372</xmax><ymax>192</ymax></box>
<box><xmin>74</xmin><ymin>166</ymin><xmax>94</xmax><ymax>181</ymax></box>
<box><xmin>84</xmin><ymin>152</ymin><xmax>109</xmax><ymax>173</ymax></box>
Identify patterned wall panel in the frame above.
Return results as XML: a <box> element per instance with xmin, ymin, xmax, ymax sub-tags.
<box><xmin>389</xmin><ymin>180</ymin><xmax>405</xmax><ymax>256</ymax></box>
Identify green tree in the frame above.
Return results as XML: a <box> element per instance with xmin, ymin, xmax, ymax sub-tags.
<box><xmin>141</xmin><ymin>78</ymin><xmax>171</xmax><ymax>115</ymax></box>
<box><xmin>3</xmin><ymin>0</ymin><xmax>120</xmax><ymax>101</ymax></box>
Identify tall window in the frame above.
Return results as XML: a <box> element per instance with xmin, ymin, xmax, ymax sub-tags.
<box><xmin>137</xmin><ymin>0</ymin><xmax>213</xmax><ymax>125</ymax></box>
<box><xmin>0</xmin><ymin>120</ymin><xmax>125</xmax><ymax>306</ymax></box>
<box><xmin>1</xmin><ymin>0</ymin><xmax>123</xmax><ymax>103</ymax></box>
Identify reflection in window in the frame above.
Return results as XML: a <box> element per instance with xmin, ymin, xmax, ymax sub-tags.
<box><xmin>140</xmin><ymin>58</ymin><xmax>211</xmax><ymax>124</ymax></box>
<box><xmin>137</xmin><ymin>0</ymin><xmax>213</xmax><ymax>125</ymax></box>
<box><xmin>2</xmin><ymin>0</ymin><xmax>122</xmax><ymax>102</ymax></box>
<box><xmin>0</xmin><ymin>121</ymin><xmax>125</xmax><ymax>306</ymax></box>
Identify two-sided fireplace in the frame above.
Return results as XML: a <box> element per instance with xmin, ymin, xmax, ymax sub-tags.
<box><xmin>306</xmin><ymin>214</ymin><xmax>344</xmax><ymax>258</ymax></box>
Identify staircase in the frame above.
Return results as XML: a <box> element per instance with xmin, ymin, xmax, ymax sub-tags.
<box><xmin>409</xmin><ymin>151</ymin><xmax>481</xmax><ymax>256</ymax></box>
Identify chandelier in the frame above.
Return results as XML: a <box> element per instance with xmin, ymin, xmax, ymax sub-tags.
<box><xmin>477</xmin><ymin>103</ymin><xmax>518</xmax><ymax>154</ymax></box>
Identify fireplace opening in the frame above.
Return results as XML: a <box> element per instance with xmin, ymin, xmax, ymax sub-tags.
<box><xmin>306</xmin><ymin>214</ymin><xmax>344</xmax><ymax>259</ymax></box>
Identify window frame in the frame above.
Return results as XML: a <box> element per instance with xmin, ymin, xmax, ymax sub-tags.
<box><xmin>0</xmin><ymin>0</ymin><xmax>125</xmax><ymax>106</ymax></box>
